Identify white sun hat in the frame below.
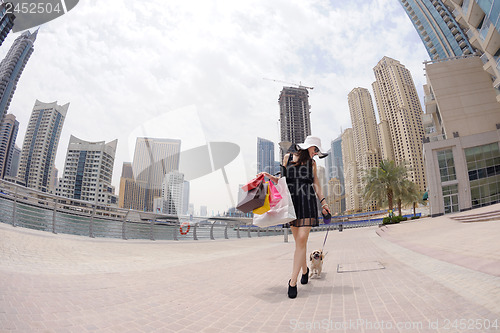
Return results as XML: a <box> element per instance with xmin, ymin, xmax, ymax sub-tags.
<box><xmin>297</xmin><ymin>136</ymin><xmax>328</xmax><ymax>158</ymax></box>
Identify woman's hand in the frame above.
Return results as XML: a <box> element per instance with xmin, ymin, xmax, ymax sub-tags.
<box><xmin>321</xmin><ymin>204</ymin><xmax>331</xmax><ymax>216</ymax></box>
<box><xmin>257</xmin><ymin>172</ymin><xmax>278</xmax><ymax>184</ymax></box>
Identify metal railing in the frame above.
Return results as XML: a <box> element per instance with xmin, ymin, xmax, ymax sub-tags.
<box><xmin>0</xmin><ymin>179</ymin><xmax>387</xmax><ymax>242</ymax></box>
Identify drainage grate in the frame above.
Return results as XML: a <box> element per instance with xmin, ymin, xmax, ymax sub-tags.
<box><xmin>337</xmin><ymin>261</ymin><xmax>385</xmax><ymax>273</ymax></box>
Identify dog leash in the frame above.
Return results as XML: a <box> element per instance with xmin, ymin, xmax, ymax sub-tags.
<box><xmin>322</xmin><ymin>228</ymin><xmax>329</xmax><ymax>253</ymax></box>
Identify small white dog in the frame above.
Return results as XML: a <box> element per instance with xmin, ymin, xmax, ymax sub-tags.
<box><xmin>309</xmin><ymin>250</ymin><xmax>326</xmax><ymax>278</ymax></box>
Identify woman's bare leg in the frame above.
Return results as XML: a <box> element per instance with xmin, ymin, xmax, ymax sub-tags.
<box><xmin>290</xmin><ymin>226</ymin><xmax>311</xmax><ymax>286</ymax></box>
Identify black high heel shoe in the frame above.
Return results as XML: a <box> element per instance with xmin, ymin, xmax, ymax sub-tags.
<box><xmin>301</xmin><ymin>267</ymin><xmax>309</xmax><ymax>285</ymax></box>
<box><xmin>288</xmin><ymin>280</ymin><xmax>297</xmax><ymax>299</ymax></box>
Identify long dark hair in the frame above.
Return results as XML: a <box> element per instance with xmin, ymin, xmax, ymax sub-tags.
<box><xmin>291</xmin><ymin>149</ymin><xmax>312</xmax><ymax>166</ymax></box>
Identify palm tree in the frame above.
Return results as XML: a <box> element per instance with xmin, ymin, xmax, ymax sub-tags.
<box><xmin>395</xmin><ymin>179</ymin><xmax>422</xmax><ymax>216</ymax></box>
<box><xmin>363</xmin><ymin>160</ymin><xmax>407</xmax><ymax>213</ymax></box>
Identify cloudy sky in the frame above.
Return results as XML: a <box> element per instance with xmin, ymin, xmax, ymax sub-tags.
<box><xmin>1</xmin><ymin>0</ymin><xmax>429</xmax><ymax>215</ymax></box>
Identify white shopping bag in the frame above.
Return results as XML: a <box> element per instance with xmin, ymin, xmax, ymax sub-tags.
<box><xmin>253</xmin><ymin>177</ymin><xmax>296</xmax><ymax>227</ymax></box>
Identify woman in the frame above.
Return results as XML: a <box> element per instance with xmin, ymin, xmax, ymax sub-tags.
<box><xmin>259</xmin><ymin>136</ymin><xmax>331</xmax><ymax>298</ymax></box>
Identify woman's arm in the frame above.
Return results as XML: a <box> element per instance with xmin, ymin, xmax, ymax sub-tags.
<box><xmin>257</xmin><ymin>153</ymin><xmax>290</xmax><ymax>184</ymax></box>
<box><xmin>312</xmin><ymin>160</ymin><xmax>331</xmax><ymax>215</ymax></box>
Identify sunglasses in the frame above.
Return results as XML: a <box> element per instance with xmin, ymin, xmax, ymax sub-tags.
<box><xmin>314</xmin><ymin>147</ymin><xmax>320</xmax><ymax>153</ymax></box>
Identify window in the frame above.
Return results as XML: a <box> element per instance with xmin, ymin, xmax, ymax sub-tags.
<box><xmin>466</xmin><ymin>143</ymin><xmax>500</xmax><ymax>208</ymax></box>
<box><xmin>437</xmin><ymin>149</ymin><xmax>456</xmax><ymax>182</ymax></box>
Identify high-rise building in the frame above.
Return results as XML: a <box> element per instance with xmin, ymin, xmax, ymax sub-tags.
<box><xmin>331</xmin><ymin>136</ymin><xmax>345</xmax><ymax>213</ymax></box>
<box><xmin>279</xmin><ymin>86</ymin><xmax>311</xmax><ymax>156</ymax></box>
<box><xmin>347</xmin><ymin>88</ymin><xmax>381</xmax><ymax>211</ymax></box>
<box><xmin>182</xmin><ymin>180</ymin><xmax>190</xmax><ymax>215</ymax></box>
<box><xmin>372</xmin><ymin>57</ymin><xmax>427</xmax><ymax>192</ymax></box>
<box><xmin>0</xmin><ymin>30</ymin><xmax>37</xmax><ymax>125</ymax></box>
<box><xmin>58</xmin><ymin>135</ymin><xmax>118</xmax><ymax>205</ymax></box>
<box><xmin>160</xmin><ymin>171</ymin><xmax>184</xmax><ymax>215</ymax></box>
<box><xmin>327</xmin><ymin>178</ymin><xmax>344</xmax><ymax>216</ymax></box>
<box><xmin>398</xmin><ymin>0</ymin><xmax>475</xmax><ymax>60</ymax></box>
<box><xmin>18</xmin><ymin>100</ymin><xmax>69</xmax><ymax>192</ymax></box>
<box><xmin>0</xmin><ymin>113</ymin><xmax>18</xmax><ymax>179</ymax></box>
<box><xmin>0</xmin><ymin>3</ymin><xmax>15</xmax><ymax>46</ymax></box>
<box><xmin>422</xmin><ymin>56</ymin><xmax>500</xmax><ymax>215</ymax></box>
<box><xmin>119</xmin><ymin>138</ymin><xmax>181</xmax><ymax>211</ymax></box>
<box><xmin>257</xmin><ymin>137</ymin><xmax>276</xmax><ymax>174</ymax></box>
<box><xmin>400</xmin><ymin>0</ymin><xmax>500</xmax><ymax>98</ymax></box>
<box><xmin>341</xmin><ymin>128</ymin><xmax>360</xmax><ymax>213</ymax></box>
<box><xmin>7</xmin><ymin>144</ymin><xmax>20</xmax><ymax>178</ymax></box>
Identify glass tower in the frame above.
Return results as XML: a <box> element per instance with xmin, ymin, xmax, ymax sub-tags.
<box><xmin>257</xmin><ymin>137</ymin><xmax>275</xmax><ymax>174</ymax></box>
<box><xmin>0</xmin><ymin>30</ymin><xmax>37</xmax><ymax>125</ymax></box>
<box><xmin>399</xmin><ymin>0</ymin><xmax>475</xmax><ymax>59</ymax></box>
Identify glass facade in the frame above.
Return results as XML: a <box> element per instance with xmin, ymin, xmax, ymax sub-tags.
<box><xmin>476</xmin><ymin>0</ymin><xmax>500</xmax><ymax>34</ymax></box>
<box><xmin>437</xmin><ymin>149</ymin><xmax>456</xmax><ymax>182</ymax></box>
<box><xmin>399</xmin><ymin>0</ymin><xmax>474</xmax><ymax>60</ymax></box>
<box><xmin>466</xmin><ymin>142</ymin><xmax>500</xmax><ymax>208</ymax></box>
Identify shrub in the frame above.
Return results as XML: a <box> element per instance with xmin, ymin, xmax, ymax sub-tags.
<box><xmin>383</xmin><ymin>216</ymin><xmax>402</xmax><ymax>225</ymax></box>
<box><xmin>410</xmin><ymin>216</ymin><xmax>420</xmax><ymax>220</ymax></box>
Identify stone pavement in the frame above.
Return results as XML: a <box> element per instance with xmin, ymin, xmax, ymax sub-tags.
<box><xmin>1</xmin><ymin>213</ymin><xmax>499</xmax><ymax>333</ymax></box>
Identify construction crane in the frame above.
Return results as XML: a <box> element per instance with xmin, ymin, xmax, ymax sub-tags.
<box><xmin>263</xmin><ymin>78</ymin><xmax>314</xmax><ymax>90</ymax></box>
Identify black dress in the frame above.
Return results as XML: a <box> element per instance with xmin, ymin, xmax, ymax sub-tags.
<box><xmin>283</xmin><ymin>155</ymin><xmax>319</xmax><ymax>228</ymax></box>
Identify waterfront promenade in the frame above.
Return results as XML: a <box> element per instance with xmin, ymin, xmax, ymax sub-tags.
<box><xmin>1</xmin><ymin>206</ymin><xmax>500</xmax><ymax>332</ymax></box>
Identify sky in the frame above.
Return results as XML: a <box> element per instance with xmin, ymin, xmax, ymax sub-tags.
<box><xmin>1</xmin><ymin>0</ymin><xmax>430</xmax><ymax>215</ymax></box>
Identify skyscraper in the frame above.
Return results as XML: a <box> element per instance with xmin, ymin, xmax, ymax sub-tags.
<box><xmin>0</xmin><ymin>30</ymin><xmax>37</xmax><ymax>125</ymax></box>
<box><xmin>279</xmin><ymin>86</ymin><xmax>311</xmax><ymax>155</ymax></box>
<box><xmin>119</xmin><ymin>137</ymin><xmax>181</xmax><ymax>211</ymax></box>
<box><xmin>257</xmin><ymin>137</ymin><xmax>275</xmax><ymax>174</ymax></box>
<box><xmin>0</xmin><ymin>113</ymin><xmax>18</xmax><ymax>179</ymax></box>
<box><xmin>160</xmin><ymin>171</ymin><xmax>184</xmax><ymax>215</ymax></box>
<box><xmin>0</xmin><ymin>3</ymin><xmax>15</xmax><ymax>46</ymax></box>
<box><xmin>372</xmin><ymin>57</ymin><xmax>426</xmax><ymax>191</ymax></box>
<box><xmin>347</xmin><ymin>87</ymin><xmax>382</xmax><ymax>211</ymax></box>
<box><xmin>58</xmin><ymin>135</ymin><xmax>118</xmax><ymax>205</ymax></box>
<box><xmin>7</xmin><ymin>144</ymin><xmax>20</xmax><ymax>178</ymax></box>
<box><xmin>329</xmin><ymin>136</ymin><xmax>346</xmax><ymax>214</ymax></box>
<box><xmin>398</xmin><ymin>0</ymin><xmax>475</xmax><ymax>60</ymax></box>
<box><xmin>182</xmin><ymin>180</ymin><xmax>190</xmax><ymax>215</ymax></box>
<box><xmin>341</xmin><ymin>128</ymin><xmax>360</xmax><ymax>213</ymax></box>
<box><xmin>18</xmin><ymin>100</ymin><xmax>68</xmax><ymax>192</ymax></box>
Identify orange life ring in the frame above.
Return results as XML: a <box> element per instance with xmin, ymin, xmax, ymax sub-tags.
<box><xmin>179</xmin><ymin>223</ymin><xmax>191</xmax><ymax>235</ymax></box>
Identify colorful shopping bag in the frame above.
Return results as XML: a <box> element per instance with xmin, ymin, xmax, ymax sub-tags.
<box><xmin>268</xmin><ymin>181</ymin><xmax>282</xmax><ymax>208</ymax></box>
<box><xmin>236</xmin><ymin>182</ymin><xmax>268</xmax><ymax>213</ymax></box>
<box><xmin>253</xmin><ymin>182</ymin><xmax>271</xmax><ymax>214</ymax></box>
<box><xmin>253</xmin><ymin>178</ymin><xmax>296</xmax><ymax>227</ymax></box>
<box><xmin>241</xmin><ymin>174</ymin><xmax>265</xmax><ymax>192</ymax></box>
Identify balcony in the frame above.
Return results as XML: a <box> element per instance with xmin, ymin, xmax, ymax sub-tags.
<box><xmin>466</xmin><ymin>0</ymin><xmax>485</xmax><ymax>29</ymax></box>
<box><xmin>483</xmin><ymin>23</ymin><xmax>500</xmax><ymax>55</ymax></box>
<box><xmin>424</xmin><ymin>94</ymin><xmax>436</xmax><ymax>104</ymax></box>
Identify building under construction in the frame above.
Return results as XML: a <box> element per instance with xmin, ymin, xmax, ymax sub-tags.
<box><xmin>278</xmin><ymin>86</ymin><xmax>311</xmax><ymax>156</ymax></box>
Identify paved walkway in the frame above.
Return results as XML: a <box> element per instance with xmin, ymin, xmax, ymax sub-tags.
<box><xmin>1</xmin><ymin>211</ymin><xmax>499</xmax><ymax>332</ymax></box>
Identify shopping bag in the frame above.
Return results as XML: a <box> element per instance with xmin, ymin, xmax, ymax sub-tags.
<box><xmin>241</xmin><ymin>174</ymin><xmax>265</xmax><ymax>192</ymax></box>
<box><xmin>268</xmin><ymin>180</ymin><xmax>282</xmax><ymax>208</ymax></box>
<box><xmin>236</xmin><ymin>182</ymin><xmax>268</xmax><ymax>213</ymax></box>
<box><xmin>253</xmin><ymin>177</ymin><xmax>296</xmax><ymax>227</ymax></box>
<box><xmin>253</xmin><ymin>183</ymin><xmax>271</xmax><ymax>214</ymax></box>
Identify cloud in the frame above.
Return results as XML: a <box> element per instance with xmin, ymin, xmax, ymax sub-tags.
<box><xmin>2</xmin><ymin>0</ymin><xmax>430</xmax><ymax>214</ymax></box>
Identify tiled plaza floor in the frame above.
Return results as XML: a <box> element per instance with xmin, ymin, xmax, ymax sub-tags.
<box><xmin>1</xmin><ymin>208</ymin><xmax>499</xmax><ymax>332</ymax></box>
